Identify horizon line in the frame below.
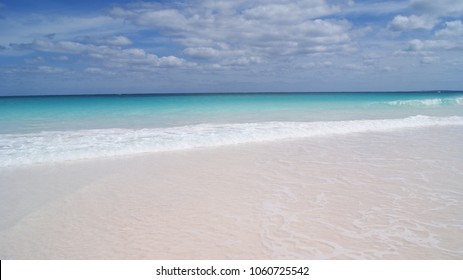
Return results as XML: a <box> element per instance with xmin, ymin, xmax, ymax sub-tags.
<box><xmin>1</xmin><ymin>89</ymin><xmax>463</xmax><ymax>98</ymax></box>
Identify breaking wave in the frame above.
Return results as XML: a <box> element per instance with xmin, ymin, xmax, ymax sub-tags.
<box><xmin>385</xmin><ymin>96</ymin><xmax>463</xmax><ymax>107</ymax></box>
<box><xmin>1</xmin><ymin>115</ymin><xmax>463</xmax><ymax>167</ymax></box>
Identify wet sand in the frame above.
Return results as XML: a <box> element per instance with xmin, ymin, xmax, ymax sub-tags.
<box><xmin>1</xmin><ymin>126</ymin><xmax>462</xmax><ymax>259</ymax></box>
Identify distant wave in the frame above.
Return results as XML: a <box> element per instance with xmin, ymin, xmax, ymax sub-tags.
<box><xmin>384</xmin><ymin>96</ymin><xmax>463</xmax><ymax>107</ymax></box>
<box><xmin>1</xmin><ymin>115</ymin><xmax>463</xmax><ymax>167</ymax></box>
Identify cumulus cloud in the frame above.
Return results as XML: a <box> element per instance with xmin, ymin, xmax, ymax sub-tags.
<box><xmin>435</xmin><ymin>20</ymin><xmax>463</xmax><ymax>36</ymax></box>
<box><xmin>0</xmin><ymin>14</ymin><xmax>128</xmax><ymax>47</ymax></box>
<box><xmin>35</xmin><ymin>66</ymin><xmax>67</xmax><ymax>74</ymax></box>
<box><xmin>388</xmin><ymin>14</ymin><xmax>437</xmax><ymax>31</ymax></box>
<box><xmin>77</xmin><ymin>35</ymin><xmax>133</xmax><ymax>46</ymax></box>
<box><xmin>411</xmin><ymin>0</ymin><xmax>463</xmax><ymax>17</ymax></box>
<box><xmin>388</xmin><ymin>1</ymin><xmax>463</xmax><ymax>66</ymax></box>
<box><xmin>2</xmin><ymin>0</ymin><xmax>462</xmax><ymax>94</ymax></box>
<box><xmin>223</xmin><ymin>56</ymin><xmax>263</xmax><ymax>66</ymax></box>
<box><xmin>25</xmin><ymin>56</ymin><xmax>45</xmax><ymax>64</ymax></box>
<box><xmin>109</xmin><ymin>0</ymin><xmax>353</xmax><ymax>64</ymax></box>
<box><xmin>4</xmin><ymin>66</ymin><xmax>67</xmax><ymax>74</ymax></box>
<box><xmin>184</xmin><ymin>47</ymin><xmax>220</xmax><ymax>59</ymax></box>
<box><xmin>242</xmin><ymin>1</ymin><xmax>339</xmax><ymax>22</ymax></box>
<box><xmin>11</xmin><ymin>40</ymin><xmax>95</xmax><ymax>53</ymax></box>
<box><xmin>387</xmin><ymin>0</ymin><xmax>463</xmax><ymax>33</ymax></box>
<box><xmin>11</xmin><ymin>39</ymin><xmax>190</xmax><ymax>72</ymax></box>
<box><xmin>52</xmin><ymin>55</ymin><xmax>69</xmax><ymax>61</ymax></box>
<box><xmin>4</xmin><ymin>0</ymin><xmax>356</xmax><ymax>79</ymax></box>
<box><xmin>90</xmin><ymin>47</ymin><xmax>190</xmax><ymax>69</ymax></box>
<box><xmin>84</xmin><ymin>67</ymin><xmax>113</xmax><ymax>75</ymax></box>
<box><xmin>105</xmin><ymin>35</ymin><xmax>132</xmax><ymax>46</ymax></box>
<box><xmin>420</xmin><ymin>56</ymin><xmax>440</xmax><ymax>64</ymax></box>
<box><xmin>339</xmin><ymin>63</ymin><xmax>370</xmax><ymax>71</ymax></box>
<box><xmin>406</xmin><ymin>39</ymin><xmax>457</xmax><ymax>52</ymax></box>
<box><xmin>340</xmin><ymin>0</ymin><xmax>407</xmax><ymax>15</ymax></box>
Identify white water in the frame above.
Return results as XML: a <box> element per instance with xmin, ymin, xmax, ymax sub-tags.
<box><xmin>2</xmin><ymin>115</ymin><xmax>463</xmax><ymax>167</ymax></box>
<box><xmin>385</xmin><ymin>97</ymin><xmax>463</xmax><ymax>107</ymax></box>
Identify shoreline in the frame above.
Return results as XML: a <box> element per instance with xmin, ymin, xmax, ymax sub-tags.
<box><xmin>1</xmin><ymin>126</ymin><xmax>462</xmax><ymax>259</ymax></box>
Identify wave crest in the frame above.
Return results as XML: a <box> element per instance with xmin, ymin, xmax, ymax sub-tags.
<box><xmin>1</xmin><ymin>115</ymin><xmax>463</xmax><ymax>167</ymax></box>
<box><xmin>385</xmin><ymin>97</ymin><xmax>463</xmax><ymax>107</ymax></box>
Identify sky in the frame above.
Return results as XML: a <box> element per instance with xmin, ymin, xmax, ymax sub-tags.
<box><xmin>0</xmin><ymin>0</ymin><xmax>462</xmax><ymax>95</ymax></box>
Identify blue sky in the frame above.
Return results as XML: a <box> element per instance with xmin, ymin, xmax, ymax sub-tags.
<box><xmin>1</xmin><ymin>0</ymin><xmax>462</xmax><ymax>95</ymax></box>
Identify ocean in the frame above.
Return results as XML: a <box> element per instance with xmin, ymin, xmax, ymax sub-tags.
<box><xmin>1</xmin><ymin>92</ymin><xmax>463</xmax><ymax>167</ymax></box>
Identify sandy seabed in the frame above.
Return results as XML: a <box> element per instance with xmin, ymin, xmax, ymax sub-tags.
<box><xmin>1</xmin><ymin>126</ymin><xmax>462</xmax><ymax>259</ymax></box>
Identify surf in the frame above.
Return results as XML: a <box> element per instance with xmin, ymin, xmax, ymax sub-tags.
<box><xmin>2</xmin><ymin>115</ymin><xmax>463</xmax><ymax>167</ymax></box>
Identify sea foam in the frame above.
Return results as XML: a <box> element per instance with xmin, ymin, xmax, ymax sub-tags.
<box><xmin>385</xmin><ymin>96</ymin><xmax>463</xmax><ymax>107</ymax></box>
<box><xmin>1</xmin><ymin>115</ymin><xmax>463</xmax><ymax>167</ymax></box>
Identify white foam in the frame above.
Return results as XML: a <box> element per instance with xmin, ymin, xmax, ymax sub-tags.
<box><xmin>1</xmin><ymin>115</ymin><xmax>463</xmax><ymax>167</ymax></box>
<box><xmin>385</xmin><ymin>96</ymin><xmax>463</xmax><ymax>107</ymax></box>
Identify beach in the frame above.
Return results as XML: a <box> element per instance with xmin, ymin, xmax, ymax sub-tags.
<box><xmin>3</xmin><ymin>2</ymin><xmax>463</xmax><ymax>275</ymax></box>
<box><xmin>1</xmin><ymin>125</ymin><xmax>462</xmax><ymax>259</ymax></box>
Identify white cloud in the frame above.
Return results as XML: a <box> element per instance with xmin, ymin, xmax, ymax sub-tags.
<box><xmin>420</xmin><ymin>56</ymin><xmax>440</xmax><ymax>64</ymax></box>
<box><xmin>340</xmin><ymin>63</ymin><xmax>370</xmax><ymax>71</ymax></box>
<box><xmin>411</xmin><ymin>0</ymin><xmax>463</xmax><ymax>17</ymax></box>
<box><xmin>242</xmin><ymin>1</ymin><xmax>339</xmax><ymax>22</ymax></box>
<box><xmin>184</xmin><ymin>47</ymin><xmax>220</xmax><ymax>59</ymax></box>
<box><xmin>92</xmin><ymin>47</ymin><xmax>191</xmax><ymax>69</ymax></box>
<box><xmin>138</xmin><ymin>9</ymin><xmax>189</xmax><ymax>29</ymax></box>
<box><xmin>386</xmin><ymin>1</ymin><xmax>463</xmax><ymax>34</ymax></box>
<box><xmin>73</xmin><ymin>35</ymin><xmax>133</xmax><ymax>46</ymax></box>
<box><xmin>109</xmin><ymin>0</ymin><xmax>353</xmax><ymax>64</ymax></box>
<box><xmin>341</xmin><ymin>1</ymin><xmax>408</xmax><ymax>15</ymax></box>
<box><xmin>52</xmin><ymin>55</ymin><xmax>69</xmax><ymax>61</ymax></box>
<box><xmin>24</xmin><ymin>56</ymin><xmax>45</xmax><ymax>64</ymax></box>
<box><xmin>109</xmin><ymin>36</ymin><xmax>132</xmax><ymax>46</ymax></box>
<box><xmin>435</xmin><ymin>20</ymin><xmax>463</xmax><ymax>36</ymax></box>
<box><xmin>4</xmin><ymin>65</ymin><xmax>67</xmax><ymax>74</ymax></box>
<box><xmin>0</xmin><ymin>15</ymin><xmax>129</xmax><ymax>47</ymax></box>
<box><xmin>388</xmin><ymin>14</ymin><xmax>437</xmax><ymax>31</ymax></box>
<box><xmin>11</xmin><ymin>39</ymin><xmax>191</xmax><ymax>72</ymax></box>
<box><xmin>11</xmin><ymin>40</ymin><xmax>95</xmax><ymax>53</ymax></box>
<box><xmin>36</xmin><ymin>66</ymin><xmax>67</xmax><ymax>74</ymax></box>
<box><xmin>84</xmin><ymin>67</ymin><xmax>113</xmax><ymax>75</ymax></box>
<box><xmin>406</xmin><ymin>39</ymin><xmax>457</xmax><ymax>51</ymax></box>
<box><xmin>223</xmin><ymin>56</ymin><xmax>263</xmax><ymax>66</ymax></box>
<box><xmin>2</xmin><ymin>0</ymin><xmax>462</xmax><ymax>94</ymax></box>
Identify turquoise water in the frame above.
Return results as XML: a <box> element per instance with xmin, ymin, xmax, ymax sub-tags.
<box><xmin>1</xmin><ymin>92</ymin><xmax>463</xmax><ymax>166</ymax></box>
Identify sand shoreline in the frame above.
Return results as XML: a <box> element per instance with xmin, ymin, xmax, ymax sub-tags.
<box><xmin>1</xmin><ymin>127</ymin><xmax>463</xmax><ymax>259</ymax></box>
